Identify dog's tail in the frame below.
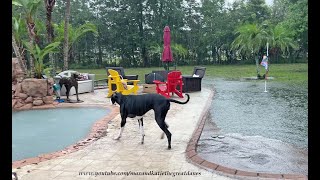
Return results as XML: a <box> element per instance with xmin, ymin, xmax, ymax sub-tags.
<box><xmin>169</xmin><ymin>94</ymin><xmax>190</xmax><ymax>104</ymax></box>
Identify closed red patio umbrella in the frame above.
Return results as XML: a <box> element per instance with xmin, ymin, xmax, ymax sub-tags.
<box><xmin>162</xmin><ymin>26</ymin><xmax>173</xmax><ymax>71</ymax></box>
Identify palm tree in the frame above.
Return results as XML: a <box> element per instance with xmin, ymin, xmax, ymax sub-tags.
<box><xmin>23</xmin><ymin>42</ymin><xmax>60</xmax><ymax>79</ymax></box>
<box><xmin>63</xmin><ymin>0</ymin><xmax>71</xmax><ymax>70</ymax></box>
<box><xmin>231</xmin><ymin>23</ymin><xmax>270</xmax><ymax>59</ymax></box>
<box><xmin>44</xmin><ymin>0</ymin><xmax>56</xmax><ymax>75</ymax></box>
<box><xmin>12</xmin><ymin>15</ymin><xmax>28</xmax><ymax>75</ymax></box>
<box><xmin>171</xmin><ymin>43</ymin><xmax>188</xmax><ymax>65</ymax></box>
<box><xmin>13</xmin><ymin>0</ymin><xmax>43</xmax><ymax>78</ymax></box>
<box><xmin>53</xmin><ymin>22</ymin><xmax>98</xmax><ymax>66</ymax></box>
<box><xmin>232</xmin><ymin>22</ymin><xmax>298</xmax><ymax>74</ymax></box>
<box><xmin>148</xmin><ymin>44</ymin><xmax>162</xmax><ymax>66</ymax></box>
<box><xmin>44</xmin><ymin>0</ymin><xmax>55</xmax><ymax>42</ymax></box>
<box><xmin>231</xmin><ymin>23</ymin><xmax>271</xmax><ymax>77</ymax></box>
<box><xmin>268</xmin><ymin>24</ymin><xmax>298</xmax><ymax>62</ymax></box>
<box><xmin>149</xmin><ymin>43</ymin><xmax>187</xmax><ymax>68</ymax></box>
<box><xmin>12</xmin><ymin>32</ymin><xmax>27</xmax><ymax>76</ymax></box>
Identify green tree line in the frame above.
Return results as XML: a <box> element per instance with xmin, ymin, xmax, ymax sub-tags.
<box><xmin>12</xmin><ymin>0</ymin><xmax>308</xmax><ymax>75</ymax></box>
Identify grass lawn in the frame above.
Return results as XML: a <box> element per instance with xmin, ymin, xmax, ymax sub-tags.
<box><xmin>75</xmin><ymin>63</ymin><xmax>308</xmax><ymax>87</ymax></box>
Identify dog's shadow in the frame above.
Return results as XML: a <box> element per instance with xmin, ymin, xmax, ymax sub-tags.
<box><xmin>59</xmin><ymin>98</ymin><xmax>84</xmax><ymax>103</ymax></box>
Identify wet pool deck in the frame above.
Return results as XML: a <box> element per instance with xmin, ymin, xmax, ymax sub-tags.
<box><xmin>12</xmin><ymin>87</ymin><xmax>307</xmax><ymax>180</ymax></box>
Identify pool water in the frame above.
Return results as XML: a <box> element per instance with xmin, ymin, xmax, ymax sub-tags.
<box><xmin>12</xmin><ymin>107</ymin><xmax>110</xmax><ymax>161</ymax></box>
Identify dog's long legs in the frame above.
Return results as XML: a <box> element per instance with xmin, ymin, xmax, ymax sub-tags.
<box><xmin>65</xmin><ymin>85</ymin><xmax>70</xmax><ymax>101</ymax></box>
<box><xmin>160</xmin><ymin>122</ymin><xmax>169</xmax><ymax>139</ymax></box>
<box><xmin>75</xmin><ymin>84</ymin><xmax>80</xmax><ymax>101</ymax></box>
<box><xmin>155</xmin><ymin>109</ymin><xmax>171</xmax><ymax>149</ymax></box>
<box><xmin>114</xmin><ymin>116</ymin><xmax>127</xmax><ymax>140</ymax></box>
<box><xmin>137</xmin><ymin>117</ymin><xmax>145</xmax><ymax>144</ymax></box>
<box><xmin>12</xmin><ymin>172</ymin><xmax>18</xmax><ymax>180</ymax></box>
<box><xmin>157</xmin><ymin>120</ymin><xmax>172</xmax><ymax>149</ymax></box>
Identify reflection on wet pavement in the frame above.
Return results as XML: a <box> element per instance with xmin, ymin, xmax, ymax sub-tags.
<box><xmin>198</xmin><ymin>78</ymin><xmax>308</xmax><ymax>175</ymax></box>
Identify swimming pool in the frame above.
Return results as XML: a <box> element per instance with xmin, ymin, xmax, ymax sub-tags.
<box><xmin>12</xmin><ymin>107</ymin><xmax>110</xmax><ymax>161</ymax></box>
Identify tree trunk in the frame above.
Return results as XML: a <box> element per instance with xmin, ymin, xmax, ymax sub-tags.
<box><xmin>159</xmin><ymin>1</ymin><xmax>163</xmax><ymax>43</ymax></box>
<box><xmin>69</xmin><ymin>47</ymin><xmax>74</xmax><ymax>64</ymax></box>
<box><xmin>26</xmin><ymin>20</ymin><xmax>38</xmax><ymax>77</ymax></box>
<box><xmin>12</xmin><ymin>33</ymin><xmax>27</xmax><ymax>76</ymax></box>
<box><xmin>78</xmin><ymin>49</ymin><xmax>81</xmax><ymax>63</ymax></box>
<box><xmin>28</xmin><ymin>41</ymin><xmax>35</xmax><ymax>77</ymax></box>
<box><xmin>45</xmin><ymin>0</ymin><xmax>56</xmax><ymax>76</ymax></box>
<box><xmin>138</xmin><ymin>0</ymin><xmax>147</xmax><ymax>67</ymax></box>
<box><xmin>97</xmin><ymin>30</ymin><xmax>103</xmax><ymax>67</ymax></box>
<box><xmin>63</xmin><ymin>0</ymin><xmax>71</xmax><ymax>71</ymax></box>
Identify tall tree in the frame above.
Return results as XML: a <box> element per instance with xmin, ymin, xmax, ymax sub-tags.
<box><xmin>182</xmin><ymin>0</ymin><xmax>202</xmax><ymax>64</ymax></box>
<box><xmin>63</xmin><ymin>0</ymin><xmax>71</xmax><ymax>70</ymax></box>
<box><xmin>243</xmin><ymin>0</ymin><xmax>271</xmax><ymax>24</ymax></box>
<box><xmin>232</xmin><ymin>22</ymin><xmax>298</xmax><ymax>64</ymax></box>
<box><xmin>44</xmin><ymin>0</ymin><xmax>56</xmax><ymax>75</ymax></box>
<box><xmin>270</xmin><ymin>0</ymin><xmax>290</xmax><ymax>25</ymax></box>
<box><xmin>280</xmin><ymin>0</ymin><xmax>308</xmax><ymax>58</ymax></box>
<box><xmin>269</xmin><ymin>24</ymin><xmax>298</xmax><ymax>62</ymax></box>
<box><xmin>13</xmin><ymin>0</ymin><xmax>43</xmax><ymax>77</ymax></box>
<box><xmin>53</xmin><ymin>21</ymin><xmax>98</xmax><ymax>52</ymax></box>
<box><xmin>201</xmin><ymin>0</ymin><xmax>230</xmax><ymax>64</ymax></box>
<box><xmin>231</xmin><ymin>23</ymin><xmax>270</xmax><ymax>62</ymax></box>
<box><xmin>12</xmin><ymin>14</ymin><xmax>28</xmax><ymax>75</ymax></box>
<box><xmin>12</xmin><ymin>33</ymin><xmax>27</xmax><ymax>76</ymax></box>
<box><xmin>137</xmin><ymin>0</ymin><xmax>147</xmax><ymax>67</ymax></box>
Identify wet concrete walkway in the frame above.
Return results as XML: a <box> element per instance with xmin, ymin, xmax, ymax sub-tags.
<box><xmin>198</xmin><ymin>79</ymin><xmax>308</xmax><ymax>177</ymax></box>
<box><xmin>13</xmin><ymin>87</ymin><xmax>234</xmax><ymax>180</ymax></box>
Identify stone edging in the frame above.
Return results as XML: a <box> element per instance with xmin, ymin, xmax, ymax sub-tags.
<box><xmin>12</xmin><ymin>104</ymin><xmax>119</xmax><ymax>169</ymax></box>
<box><xmin>185</xmin><ymin>89</ymin><xmax>308</xmax><ymax>180</ymax></box>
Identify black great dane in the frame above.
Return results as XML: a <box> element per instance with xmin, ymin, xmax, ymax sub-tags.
<box><xmin>111</xmin><ymin>92</ymin><xmax>190</xmax><ymax>149</ymax></box>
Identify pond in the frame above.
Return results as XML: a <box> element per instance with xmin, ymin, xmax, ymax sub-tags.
<box><xmin>12</xmin><ymin>107</ymin><xmax>111</xmax><ymax>161</ymax></box>
<box><xmin>198</xmin><ymin>78</ymin><xmax>308</xmax><ymax>175</ymax></box>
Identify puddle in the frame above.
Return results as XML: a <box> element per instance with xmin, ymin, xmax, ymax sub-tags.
<box><xmin>198</xmin><ymin>78</ymin><xmax>308</xmax><ymax>175</ymax></box>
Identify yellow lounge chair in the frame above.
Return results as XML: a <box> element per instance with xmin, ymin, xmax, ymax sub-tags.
<box><xmin>107</xmin><ymin>69</ymin><xmax>140</xmax><ymax>98</ymax></box>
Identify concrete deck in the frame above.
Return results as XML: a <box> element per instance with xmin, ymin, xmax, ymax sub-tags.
<box><xmin>12</xmin><ymin>86</ymin><xmax>308</xmax><ymax>180</ymax></box>
<box><xmin>13</xmin><ymin>87</ymin><xmax>235</xmax><ymax>180</ymax></box>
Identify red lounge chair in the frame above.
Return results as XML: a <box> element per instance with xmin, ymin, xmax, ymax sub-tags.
<box><xmin>153</xmin><ymin>71</ymin><xmax>184</xmax><ymax>98</ymax></box>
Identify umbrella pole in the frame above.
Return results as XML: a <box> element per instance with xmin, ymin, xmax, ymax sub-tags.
<box><xmin>165</xmin><ymin>62</ymin><xmax>169</xmax><ymax>71</ymax></box>
<box><xmin>163</xmin><ymin>62</ymin><xmax>167</xmax><ymax>71</ymax></box>
<box><xmin>264</xmin><ymin>42</ymin><xmax>269</xmax><ymax>92</ymax></box>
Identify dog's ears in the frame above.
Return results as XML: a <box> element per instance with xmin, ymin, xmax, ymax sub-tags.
<box><xmin>111</xmin><ymin>93</ymin><xmax>118</xmax><ymax>105</ymax></box>
<box><xmin>112</xmin><ymin>92</ymin><xmax>121</xmax><ymax>98</ymax></box>
<box><xmin>111</xmin><ymin>96</ymin><xmax>116</xmax><ymax>105</ymax></box>
<box><xmin>111</xmin><ymin>92</ymin><xmax>122</xmax><ymax>104</ymax></box>
<box><xmin>72</xmin><ymin>73</ymin><xmax>79</xmax><ymax>78</ymax></box>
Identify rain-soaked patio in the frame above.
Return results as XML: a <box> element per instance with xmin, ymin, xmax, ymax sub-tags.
<box><xmin>12</xmin><ymin>81</ymin><xmax>307</xmax><ymax>179</ymax></box>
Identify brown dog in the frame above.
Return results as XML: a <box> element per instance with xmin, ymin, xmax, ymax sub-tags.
<box><xmin>59</xmin><ymin>72</ymin><xmax>80</xmax><ymax>102</ymax></box>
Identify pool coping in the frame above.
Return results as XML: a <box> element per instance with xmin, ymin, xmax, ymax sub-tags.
<box><xmin>185</xmin><ymin>88</ymin><xmax>308</xmax><ymax>180</ymax></box>
<box><xmin>12</xmin><ymin>103</ymin><xmax>119</xmax><ymax>169</ymax></box>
